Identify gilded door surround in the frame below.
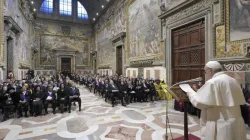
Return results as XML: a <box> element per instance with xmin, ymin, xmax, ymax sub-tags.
<box><xmin>159</xmin><ymin>0</ymin><xmax>214</xmax><ymax>85</ymax></box>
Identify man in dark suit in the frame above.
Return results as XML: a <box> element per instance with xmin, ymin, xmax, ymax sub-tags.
<box><xmin>68</xmin><ymin>85</ymin><xmax>81</xmax><ymax>112</ymax></box>
<box><xmin>17</xmin><ymin>86</ymin><xmax>31</xmax><ymax>118</ymax></box>
<box><xmin>44</xmin><ymin>85</ymin><xmax>56</xmax><ymax>114</ymax></box>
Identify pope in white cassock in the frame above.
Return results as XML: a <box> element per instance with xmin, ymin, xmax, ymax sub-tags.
<box><xmin>186</xmin><ymin>61</ymin><xmax>246</xmax><ymax>140</ymax></box>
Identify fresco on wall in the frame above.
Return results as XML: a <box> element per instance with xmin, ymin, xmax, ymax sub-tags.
<box><xmin>128</xmin><ymin>0</ymin><xmax>160</xmax><ymax>59</ymax></box>
<box><xmin>229</xmin><ymin>0</ymin><xmax>250</xmax><ymax>41</ymax></box>
<box><xmin>34</xmin><ymin>21</ymin><xmax>92</xmax><ymax>38</ymax></box>
<box><xmin>96</xmin><ymin>23</ymin><xmax>113</xmax><ymax>66</ymax></box>
<box><xmin>111</xmin><ymin>1</ymin><xmax>126</xmax><ymax>37</ymax></box>
<box><xmin>40</xmin><ymin>35</ymin><xmax>89</xmax><ymax>65</ymax></box>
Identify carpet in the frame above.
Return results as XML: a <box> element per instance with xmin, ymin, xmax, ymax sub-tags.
<box><xmin>173</xmin><ymin>134</ymin><xmax>200</xmax><ymax>140</ymax></box>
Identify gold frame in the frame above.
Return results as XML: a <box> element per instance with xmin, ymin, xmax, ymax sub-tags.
<box><xmin>225</xmin><ymin>0</ymin><xmax>250</xmax><ymax>44</ymax></box>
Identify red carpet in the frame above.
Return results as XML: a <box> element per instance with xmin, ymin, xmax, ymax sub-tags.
<box><xmin>173</xmin><ymin>134</ymin><xmax>200</xmax><ymax>140</ymax></box>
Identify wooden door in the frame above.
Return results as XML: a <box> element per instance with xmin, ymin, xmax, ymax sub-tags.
<box><xmin>61</xmin><ymin>58</ymin><xmax>71</xmax><ymax>72</ymax></box>
<box><xmin>116</xmin><ymin>46</ymin><xmax>123</xmax><ymax>76</ymax></box>
<box><xmin>172</xmin><ymin>19</ymin><xmax>205</xmax><ymax>84</ymax></box>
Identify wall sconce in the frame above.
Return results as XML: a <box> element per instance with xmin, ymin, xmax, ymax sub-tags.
<box><xmin>246</xmin><ymin>46</ymin><xmax>250</xmax><ymax>58</ymax></box>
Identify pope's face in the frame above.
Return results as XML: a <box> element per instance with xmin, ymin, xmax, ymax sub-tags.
<box><xmin>204</xmin><ymin>66</ymin><xmax>213</xmax><ymax>80</ymax></box>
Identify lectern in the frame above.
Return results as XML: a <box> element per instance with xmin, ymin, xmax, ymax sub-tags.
<box><xmin>166</xmin><ymin>86</ymin><xmax>190</xmax><ymax>140</ymax></box>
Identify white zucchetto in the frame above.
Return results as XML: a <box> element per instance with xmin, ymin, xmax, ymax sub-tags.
<box><xmin>205</xmin><ymin>61</ymin><xmax>222</xmax><ymax>70</ymax></box>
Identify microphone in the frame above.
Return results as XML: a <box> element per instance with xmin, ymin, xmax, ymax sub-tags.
<box><xmin>177</xmin><ymin>77</ymin><xmax>202</xmax><ymax>84</ymax></box>
<box><xmin>169</xmin><ymin>77</ymin><xmax>202</xmax><ymax>89</ymax></box>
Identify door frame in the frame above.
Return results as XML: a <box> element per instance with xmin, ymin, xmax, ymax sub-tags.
<box><xmin>116</xmin><ymin>45</ymin><xmax>123</xmax><ymax>75</ymax></box>
<box><xmin>165</xmin><ymin>9</ymin><xmax>213</xmax><ymax>85</ymax></box>
<box><xmin>60</xmin><ymin>57</ymin><xmax>72</xmax><ymax>72</ymax></box>
<box><xmin>59</xmin><ymin>56</ymin><xmax>73</xmax><ymax>73</ymax></box>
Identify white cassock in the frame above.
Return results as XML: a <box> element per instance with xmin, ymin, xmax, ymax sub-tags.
<box><xmin>187</xmin><ymin>71</ymin><xmax>246</xmax><ymax>140</ymax></box>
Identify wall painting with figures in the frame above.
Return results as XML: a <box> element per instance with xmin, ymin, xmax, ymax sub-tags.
<box><xmin>34</xmin><ymin>19</ymin><xmax>92</xmax><ymax>68</ymax></box>
<box><xmin>96</xmin><ymin>22</ymin><xmax>114</xmax><ymax>67</ymax></box>
<box><xmin>215</xmin><ymin>0</ymin><xmax>250</xmax><ymax>58</ymax></box>
<box><xmin>128</xmin><ymin>0</ymin><xmax>161</xmax><ymax>60</ymax></box>
<box><xmin>40</xmin><ymin>35</ymin><xmax>89</xmax><ymax>66</ymax></box>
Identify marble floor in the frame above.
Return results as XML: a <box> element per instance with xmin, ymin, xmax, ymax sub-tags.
<box><xmin>1</xmin><ymin>86</ymin><xmax>250</xmax><ymax>140</ymax></box>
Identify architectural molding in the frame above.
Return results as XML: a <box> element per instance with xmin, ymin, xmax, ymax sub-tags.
<box><xmin>130</xmin><ymin>59</ymin><xmax>154</xmax><ymax>67</ymax></box>
<box><xmin>4</xmin><ymin>16</ymin><xmax>23</xmax><ymax>35</ymax></box>
<box><xmin>110</xmin><ymin>32</ymin><xmax>126</xmax><ymax>44</ymax></box>
<box><xmin>158</xmin><ymin>0</ymin><xmax>199</xmax><ymax>19</ymax></box>
<box><xmin>162</xmin><ymin>0</ymin><xmax>213</xmax><ymax>85</ymax></box>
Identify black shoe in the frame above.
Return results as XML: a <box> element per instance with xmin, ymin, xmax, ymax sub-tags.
<box><xmin>18</xmin><ymin>114</ymin><xmax>23</xmax><ymax>118</ymax></box>
<box><xmin>1</xmin><ymin>117</ymin><xmax>8</xmax><ymax>122</ymax></box>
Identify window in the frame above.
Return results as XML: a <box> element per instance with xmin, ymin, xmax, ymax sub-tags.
<box><xmin>40</xmin><ymin>0</ymin><xmax>53</xmax><ymax>14</ymax></box>
<box><xmin>77</xmin><ymin>1</ymin><xmax>88</xmax><ymax>20</ymax></box>
<box><xmin>59</xmin><ymin>0</ymin><xmax>72</xmax><ymax>16</ymax></box>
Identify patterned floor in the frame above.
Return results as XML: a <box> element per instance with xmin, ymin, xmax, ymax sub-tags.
<box><xmin>0</xmin><ymin>86</ymin><xmax>250</xmax><ymax>140</ymax></box>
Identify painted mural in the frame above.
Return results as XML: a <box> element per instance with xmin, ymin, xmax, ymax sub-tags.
<box><xmin>128</xmin><ymin>0</ymin><xmax>160</xmax><ymax>59</ymax></box>
<box><xmin>34</xmin><ymin>20</ymin><xmax>92</xmax><ymax>38</ymax></box>
<box><xmin>40</xmin><ymin>35</ymin><xmax>88</xmax><ymax>66</ymax></box>
<box><xmin>111</xmin><ymin>1</ymin><xmax>126</xmax><ymax>37</ymax></box>
<box><xmin>229</xmin><ymin>0</ymin><xmax>250</xmax><ymax>41</ymax></box>
<box><xmin>96</xmin><ymin>23</ymin><xmax>113</xmax><ymax>66</ymax></box>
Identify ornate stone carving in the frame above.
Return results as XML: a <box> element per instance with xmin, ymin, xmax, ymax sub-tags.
<box><xmin>246</xmin><ymin>63</ymin><xmax>250</xmax><ymax>71</ymax></box>
<box><xmin>19</xmin><ymin>0</ymin><xmax>34</xmax><ymax>21</ymax></box>
<box><xmin>130</xmin><ymin>59</ymin><xmax>154</xmax><ymax>67</ymax></box>
<box><xmin>160</xmin><ymin>2</ymin><xmax>166</xmax><ymax>12</ymax></box>
<box><xmin>224</xmin><ymin>63</ymin><xmax>245</xmax><ymax>71</ymax></box>
<box><xmin>61</xmin><ymin>26</ymin><xmax>71</xmax><ymax>36</ymax></box>
<box><xmin>165</xmin><ymin>0</ymin><xmax>212</xmax><ymax>25</ymax></box>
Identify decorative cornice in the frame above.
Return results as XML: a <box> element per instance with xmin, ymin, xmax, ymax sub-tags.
<box><xmin>97</xmin><ymin>65</ymin><xmax>111</xmax><ymax>69</ymax></box>
<box><xmin>19</xmin><ymin>62</ymin><xmax>31</xmax><ymax>69</ymax></box>
<box><xmin>130</xmin><ymin>59</ymin><xmax>154</xmax><ymax>67</ymax></box>
<box><xmin>110</xmin><ymin>32</ymin><xmax>126</xmax><ymax>44</ymax></box>
<box><xmin>158</xmin><ymin>0</ymin><xmax>199</xmax><ymax>19</ymax></box>
<box><xmin>4</xmin><ymin>16</ymin><xmax>23</xmax><ymax>34</ymax></box>
<box><xmin>161</xmin><ymin>0</ymin><xmax>212</xmax><ymax>26</ymax></box>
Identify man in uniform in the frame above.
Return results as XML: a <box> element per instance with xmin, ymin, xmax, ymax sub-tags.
<box><xmin>186</xmin><ymin>61</ymin><xmax>246</xmax><ymax>140</ymax></box>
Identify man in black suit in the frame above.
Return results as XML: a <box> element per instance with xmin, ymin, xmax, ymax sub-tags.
<box><xmin>68</xmin><ymin>85</ymin><xmax>81</xmax><ymax>112</ymax></box>
<box><xmin>44</xmin><ymin>85</ymin><xmax>56</xmax><ymax>114</ymax></box>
